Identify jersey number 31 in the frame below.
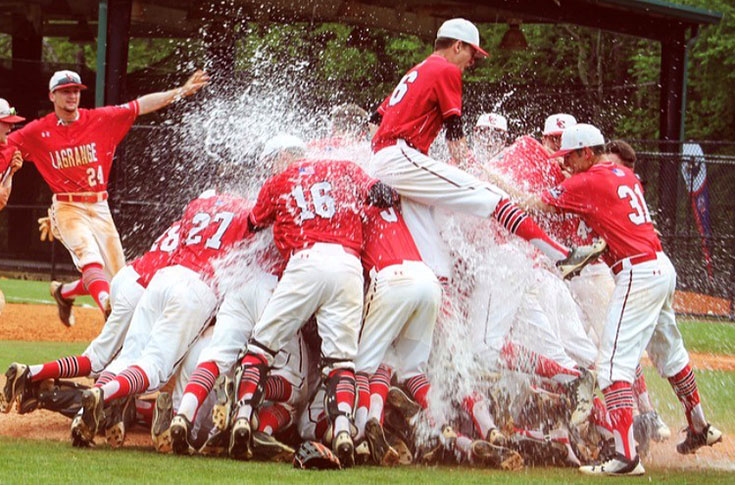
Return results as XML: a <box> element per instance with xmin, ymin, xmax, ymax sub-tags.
<box><xmin>617</xmin><ymin>184</ymin><xmax>652</xmax><ymax>226</ymax></box>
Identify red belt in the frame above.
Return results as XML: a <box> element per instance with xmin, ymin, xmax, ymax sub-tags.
<box><xmin>54</xmin><ymin>191</ymin><xmax>108</xmax><ymax>203</ymax></box>
<box><xmin>611</xmin><ymin>253</ymin><xmax>657</xmax><ymax>275</ymax></box>
<box><xmin>292</xmin><ymin>242</ymin><xmax>360</xmax><ymax>259</ymax></box>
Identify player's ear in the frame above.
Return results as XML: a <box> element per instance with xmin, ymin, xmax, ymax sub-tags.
<box><xmin>48</xmin><ymin>91</ymin><xmax>55</xmax><ymax>103</ymax></box>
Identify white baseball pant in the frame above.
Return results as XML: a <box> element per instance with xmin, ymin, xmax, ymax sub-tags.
<box><xmin>173</xmin><ymin>325</ymin><xmax>216</xmax><ymax>441</ymax></box>
<box><xmin>83</xmin><ymin>264</ymin><xmax>144</xmax><ymax>375</ymax></box>
<box><xmin>106</xmin><ymin>265</ymin><xmax>217</xmax><ymax>390</ymax></box>
<box><xmin>197</xmin><ymin>272</ymin><xmax>309</xmax><ymax>402</ymax></box>
<box><xmin>568</xmin><ymin>262</ymin><xmax>615</xmax><ymax>348</ymax></box>
<box><xmin>371</xmin><ymin>140</ymin><xmax>507</xmax><ymax>277</ymax></box>
<box><xmin>597</xmin><ymin>252</ymin><xmax>689</xmax><ymax>389</ymax></box>
<box><xmin>298</xmin><ymin>385</ymin><xmax>326</xmax><ymax>441</ymax></box>
<box><xmin>354</xmin><ymin>261</ymin><xmax>441</xmax><ymax>379</ymax></box>
<box><xmin>50</xmin><ymin>198</ymin><xmax>125</xmax><ymax>279</ymax></box>
<box><xmin>250</xmin><ymin>243</ymin><xmax>363</xmax><ymax>371</ymax></box>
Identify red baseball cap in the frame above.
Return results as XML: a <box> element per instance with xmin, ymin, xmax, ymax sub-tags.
<box><xmin>49</xmin><ymin>70</ymin><xmax>88</xmax><ymax>92</ymax></box>
<box><xmin>0</xmin><ymin>98</ymin><xmax>25</xmax><ymax>123</ymax></box>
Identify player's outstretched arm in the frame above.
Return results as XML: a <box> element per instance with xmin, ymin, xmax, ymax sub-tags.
<box><xmin>136</xmin><ymin>69</ymin><xmax>210</xmax><ymax>115</ymax></box>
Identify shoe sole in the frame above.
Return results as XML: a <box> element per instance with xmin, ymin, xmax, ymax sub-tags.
<box><xmin>81</xmin><ymin>390</ymin><xmax>103</xmax><ymax>439</ymax></box>
<box><xmin>252</xmin><ymin>432</ymin><xmax>295</xmax><ymax>462</ymax></box>
<box><xmin>365</xmin><ymin>419</ymin><xmax>400</xmax><ymax>466</ymax></box>
<box><xmin>152</xmin><ymin>393</ymin><xmax>173</xmax><ymax>453</ymax></box>
<box><xmin>212</xmin><ymin>377</ymin><xmax>233</xmax><ymax>432</ymax></box>
<box><xmin>71</xmin><ymin>415</ymin><xmax>93</xmax><ymax>447</ymax></box>
<box><xmin>473</xmin><ymin>441</ymin><xmax>524</xmax><ymax>470</ymax></box>
<box><xmin>560</xmin><ymin>240</ymin><xmax>607</xmax><ymax>279</ymax></box>
<box><xmin>334</xmin><ymin>434</ymin><xmax>355</xmax><ymax>468</ymax></box>
<box><xmin>229</xmin><ymin>421</ymin><xmax>253</xmax><ymax>460</ymax></box>
<box><xmin>105</xmin><ymin>422</ymin><xmax>125</xmax><ymax>448</ymax></box>
<box><xmin>50</xmin><ymin>282</ymin><xmax>75</xmax><ymax>327</ymax></box>
<box><xmin>1</xmin><ymin>364</ymin><xmax>26</xmax><ymax>413</ymax></box>
<box><xmin>387</xmin><ymin>388</ymin><xmax>420</xmax><ymax>420</ymax></box>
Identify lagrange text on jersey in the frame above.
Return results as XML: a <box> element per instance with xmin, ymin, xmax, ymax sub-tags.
<box><xmin>49</xmin><ymin>143</ymin><xmax>98</xmax><ymax>170</ymax></box>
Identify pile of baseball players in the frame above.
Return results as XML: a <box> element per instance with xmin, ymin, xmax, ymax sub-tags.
<box><xmin>0</xmin><ymin>17</ymin><xmax>724</xmax><ymax>476</ymax></box>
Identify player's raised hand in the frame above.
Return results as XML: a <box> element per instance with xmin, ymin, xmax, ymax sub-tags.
<box><xmin>180</xmin><ymin>70</ymin><xmax>210</xmax><ymax>97</ymax></box>
<box><xmin>9</xmin><ymin>150</ymin><xmax>23</xmax><ymax>174</ymax></box>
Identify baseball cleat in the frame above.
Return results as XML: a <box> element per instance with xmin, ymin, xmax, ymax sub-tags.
<box><xmin>332</xmin><ymin>430</ymin><xmax>355</xmax><ymax>468</ymax></box>
<box><xmin>570</xmin><ymin>369</ymin><xmax>596</xmax><ymax>427</ymax></box>
<box><xmin>486</xmin><ymin>427</ymin><xmax>506</xmax><ymax>446</ymax></box>
<box><xmin>676</xmin><ymin>424</ymin><xmax>723</xmax><ymax>455</ymax></box>
<box><xmin>471</xmin><ymin>439</ymin><xmax>524</xmax><ymax>470</ymax></box>
<box><xmin>105</xmin><ymin>395</ymin><xmax>136</xmax><ymax>448</ymax></box>
<box><xmin>387</xmin><ymin>386</ymin><xmax>421</xmax><ymax>420</ymax></box>
<box><xmin>71</xmin><ymin>411</ymin><xmax>93</xmax><ymax>447</ymax></box>
<box><xmin>151</xmin><ymin>392</ymin><xmax>174</xmax><ymax>453</ymax></box>
<box><xmin>211</xmin><ymin>374</ymin><xmax>235</xmax><ymax>433</ymax></box>
<box><xmin>579</xmin><ymin>453</ymin><xmax>645</xmax><ymax>476</ymax></box>
<box><xmin>229</xmin><ymin>417</ymin><xmax>253</xmax><ymax>460</ymax></box>
<box><xmin>252</xmin><ymin>431</ymin><xmax>295</xmax><ymax>462</ymax></box>
<box><xmin>557</xmin><ymin>239</ymin><xmax>607</xmax><ymax>280</ymax></box>
<box><xmin>365</xmin><ymin>417</ymin><xmax>400</xmax><ymax>466</ymax></box>
<box><xmin>1</xmin><ymin>363</ymin><xmax>30</xmax><ymax>413</ymax></box>
<box><xmin>50</xmin><ymin>281</ymin><xmax>75</xmax><ymax>327</ymax></box>
<box><xmin>385</xmin><ymin>432</ymin><xmax>413</xmax><ymax>465</ymax></box>
<box><xmin>649</xmin><ymin>412</ymin><xmax>671</xmax><ymax>442</ymax></box>
<box><xmin>170</xmin><ymin>414</ymin><xmax>195</xmax><ymax>455</ymax></box>
<box><xmin>80</xmin><ymin>387</ymin><xmax>105</xmax><ymax>442</ymax></box>
<box><xmin>507</xmin><ymin>429</ymin><xmax>569</xmax><ymax>466</ymax></box>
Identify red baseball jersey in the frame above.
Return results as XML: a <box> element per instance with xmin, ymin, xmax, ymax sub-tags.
<box><xmin>7</xmin><ymin>101</ymin><xmax>139</xmax><ymax>194</ymax></box>
<box><xmin>372</xmin><ymin>54</ymin><xmax>462</xmax><ymax>155</ymax></box>
<box><xmin>131</xmin><ymin>220</ymin><xmax>182</xmax><ymax>288</ymax></box>
<box><xmin>542</xmin><ymin>162</ymin><xmax>662</xmax><ymax>265</ymax></box>
<box><xmin>0</xmin><ymin>143</ymin><xmax>16</xmax><ymax>181</ymax></box>
<box><xmin>249</xmin><ymin>159</ymin><xmax>376</xmax><ymax>258</ymax></box>
<box><xmin>362</xmin><ymin>205</ymin><xmax>422</xmax><ymax>273</ymax></box>
<box><xmin>169</xmin><ymin>193</ymin><xmax>253</xmax><ymax>282</ymax></box>
<box><xmin>490</xmin><ymin>136</ymin><xmax>595</xmax><ymax>246</ymax></box>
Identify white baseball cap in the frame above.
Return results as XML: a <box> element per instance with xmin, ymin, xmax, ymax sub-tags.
<box><xmin>543</xmin><ymin>113</ymin><xmax>577</xmax><ymax>136</ymax></box>
<box><xmin>260</xmin><ymin>134</ymin><xmax>306</xmax><ymax>161</ymax></box>
<box><xmin>49</xmin><ymin>70</ymin><xmax>87</xmax><ymax>92</ymax></box>
<box><xmin>476</xmin><ymin>113</ymin><xmax>508</xmax><ymax>132</ymax></box>
<box><xmin>0</xmin><ymin>98</ymin><xmax>25</xmax><ymax>123</ymax></box>
<box><xmin>437</xmin><ymin>18</ymin><xmax>489</xmax><ymax>58</ymax></box>
<box><xmin>549</xmin><ymin>123</ymin><xmax>605</xmax><ymax>159</ymax></box>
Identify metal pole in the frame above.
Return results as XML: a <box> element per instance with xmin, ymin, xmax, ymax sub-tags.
<box><xmin>96</xmin><ymin>0</ymin><xmax>108</xmax><ymax>107</ymax></box>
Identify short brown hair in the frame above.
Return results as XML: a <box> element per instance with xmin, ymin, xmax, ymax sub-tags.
<box><xmin>605</xmin><ymin>140</ymin><xmax>636</xmax><ymax>168</ymax></box>
<box><xmin>434</xmin><ymin>37</ymin><xmax>462</xmax><ymax>51</ymax></box>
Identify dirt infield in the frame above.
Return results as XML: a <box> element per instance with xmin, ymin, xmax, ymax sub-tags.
<box><xmin>0</xmin><ymin>302</ymin><xmax>734</xmax><ymax>469</ymax></box>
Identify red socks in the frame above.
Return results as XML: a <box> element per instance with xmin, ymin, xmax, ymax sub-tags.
<box><xmin>95</xmin><ymin>370</ymin><xmax>116</xmax><ymax>388</ymax></box>
<box><xmin>237</xmin><ymin>353</ymin><xmax>268</xmax><ymax>401</ymax></box>
<box><xmin>104</xmin><ymin>366</ymin><xmax>150</xmax><ymax>402</ymax></box>
<box><xmin>404</xmin><ymin>374</ymin><xmax>430</xmax><ymax>409</ymax></box>
<box><xmin>603</xmin><ymin>381</ymin><xmax>635</xmax><ymax>459</ymax></box>
<box><xmin>493</xmin><ymin>199</ymin><xmax>569</xmax><ymax>261</ymax></box>
<box><xmin>60</xmin><ymin>279</ymin><xmax>87</xmax><ymax>299</ymax></box>
<box><xmin>668</xmin><ymin>364</ymin><xmax>707</xmax><ymax>432</ymax></box>
<box><xmin>501</xmin><ymin>342</ymin><xmax>580</xmax><ymax>382</ymax></box>
<box><xmin>29</xmin><ymin>355</ymin><xmax>91</xmax><ymax>382</ymax></box>
<box><xmin>264</xmin><ymin>375</ymin><xmax>292</xmax><ymax>402</ymax></box>
<box><xmin>184</xmin><ymin>361</ymin><xmax>219</xmax><ymax>405</ymax></box>
<box><xmin>81</xmin><ymin>263</ymin><xmax>111</xmax><ymax>313</ymax></box>
<box><xmin>257</xmin><ymin>403</ymin><xmax>292</xmax><ymax>434</ymax></box>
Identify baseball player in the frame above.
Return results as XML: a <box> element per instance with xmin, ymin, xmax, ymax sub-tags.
<box><xmin>521</xmin><ymin>123</ymin><xmax>722</xmax><ymax>476</ymax></box>
<box><xmin>8</xmin><ymin>69</ymin><xmax>209</xmax><ymax>324</ymax></box>
<box><xmin>71</xmin><ymin>189</ymin><xmax>251</xmax><ymax>446</ymax></box>
<box><xmin>230</xmin><ymin>135</ymin><xmax>397</xmax><ymax>468</ymax></box>
<box><xmin>0</xmin><ymin>98</ymin><xmax>24</xmax><ymax>211</ymax></box>
<box><xmin>0</xmin><ymin>220</ymin><xmax>181</xmax><ymax>420</ymax></box>
<box><xmin>352</xmin><ymin>202</ymin><xmax>441</xmax><ymax>465</ymax></box>
<box><xmin>540</xmin><ymin>113</ymin><xmax>576</xmax><ymax>157</ymax></box>
<box><xmin>309</xmin><ymin>103</ymin><xmax>369</xmax><ymax>153</ymax></box>
<box><xmin>370</xmin><ymin>18</ymin><xmax>603</xmax><ymax>283</ymax></box>
<box><xmin>473</xmin><ymin>112</ymin><xmax>509</xmax><ymax>161</ymax></box>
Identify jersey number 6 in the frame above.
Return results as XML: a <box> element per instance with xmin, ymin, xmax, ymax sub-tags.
<box><xmin>388</xmin><ymin>71</ymin><xmax>418</xmax><ymax>107</ymax></box>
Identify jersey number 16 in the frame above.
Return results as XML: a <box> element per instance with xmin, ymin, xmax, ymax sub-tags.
<box><xmin>292</xmin><ymin>182</ymin><xmax>336</xmax><ymax>223</ymax></box>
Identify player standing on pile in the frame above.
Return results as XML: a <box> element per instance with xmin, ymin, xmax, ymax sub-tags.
<box><xmin>370</xmin><ymin>18</ymin><xmax>603</xmax><ymax>282</ymax></box>
<box><xmin>522</xmin><ymin>123</ymin><xmax>723</xmax><ymax>476</ymax></box>
<box><xmin>8</xmin><ymin>69</ymin><xmax>209</xmax><ymax>324</ymax></box>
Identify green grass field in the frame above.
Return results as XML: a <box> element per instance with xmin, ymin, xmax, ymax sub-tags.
<box><xmin>1</xmin><ymin>278</ymin><xmax>733</xmax><ymax>482</ymax></box>
<box><xmin>0</xmin><ymin>277</ymin><xmax>96</xmax><ymax>307</ymax></box>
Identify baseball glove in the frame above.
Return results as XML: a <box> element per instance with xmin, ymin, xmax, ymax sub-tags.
<box><xmin>293</xmin><ymin>440</ymin><xmax>341</xmax><ymax>470</ymax></box>
<box><xmin>38</xmin><ymin>209</ymin><xmax>59</xmax><ymax>242</ymax></box>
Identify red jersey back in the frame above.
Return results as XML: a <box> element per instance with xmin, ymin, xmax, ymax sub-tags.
<box><xmin>542</xmin><ymin>162</ymin><xmax>662</xmax><ymax>265</ymax></box>
<box><xmin>7</xmin><ymin>101</ymin><xmax>139</xmax><ymax>193</ymax></box>
<box><xmin>362</xmin><ymin>205</ymin><xmax>422</xmax><ymax>273</ymax></box>
<box><xmin>372</xmin><ymin>54</ymin><xmax>462</xmax><ymax>155</ymax></box>
<box><xmin>170</xmin><ymin>192</ymin><xmax>253</xmax><ymax>281</ymax></box>
<box><xmin>249</xmin><ymin>159</ymin><xmax>376</xmax><ymax>258</ymax></box>
<box><xmin>132</xmin><ymin>220</ymin><xmax>182</xmax><ymax>288</ymax></box>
